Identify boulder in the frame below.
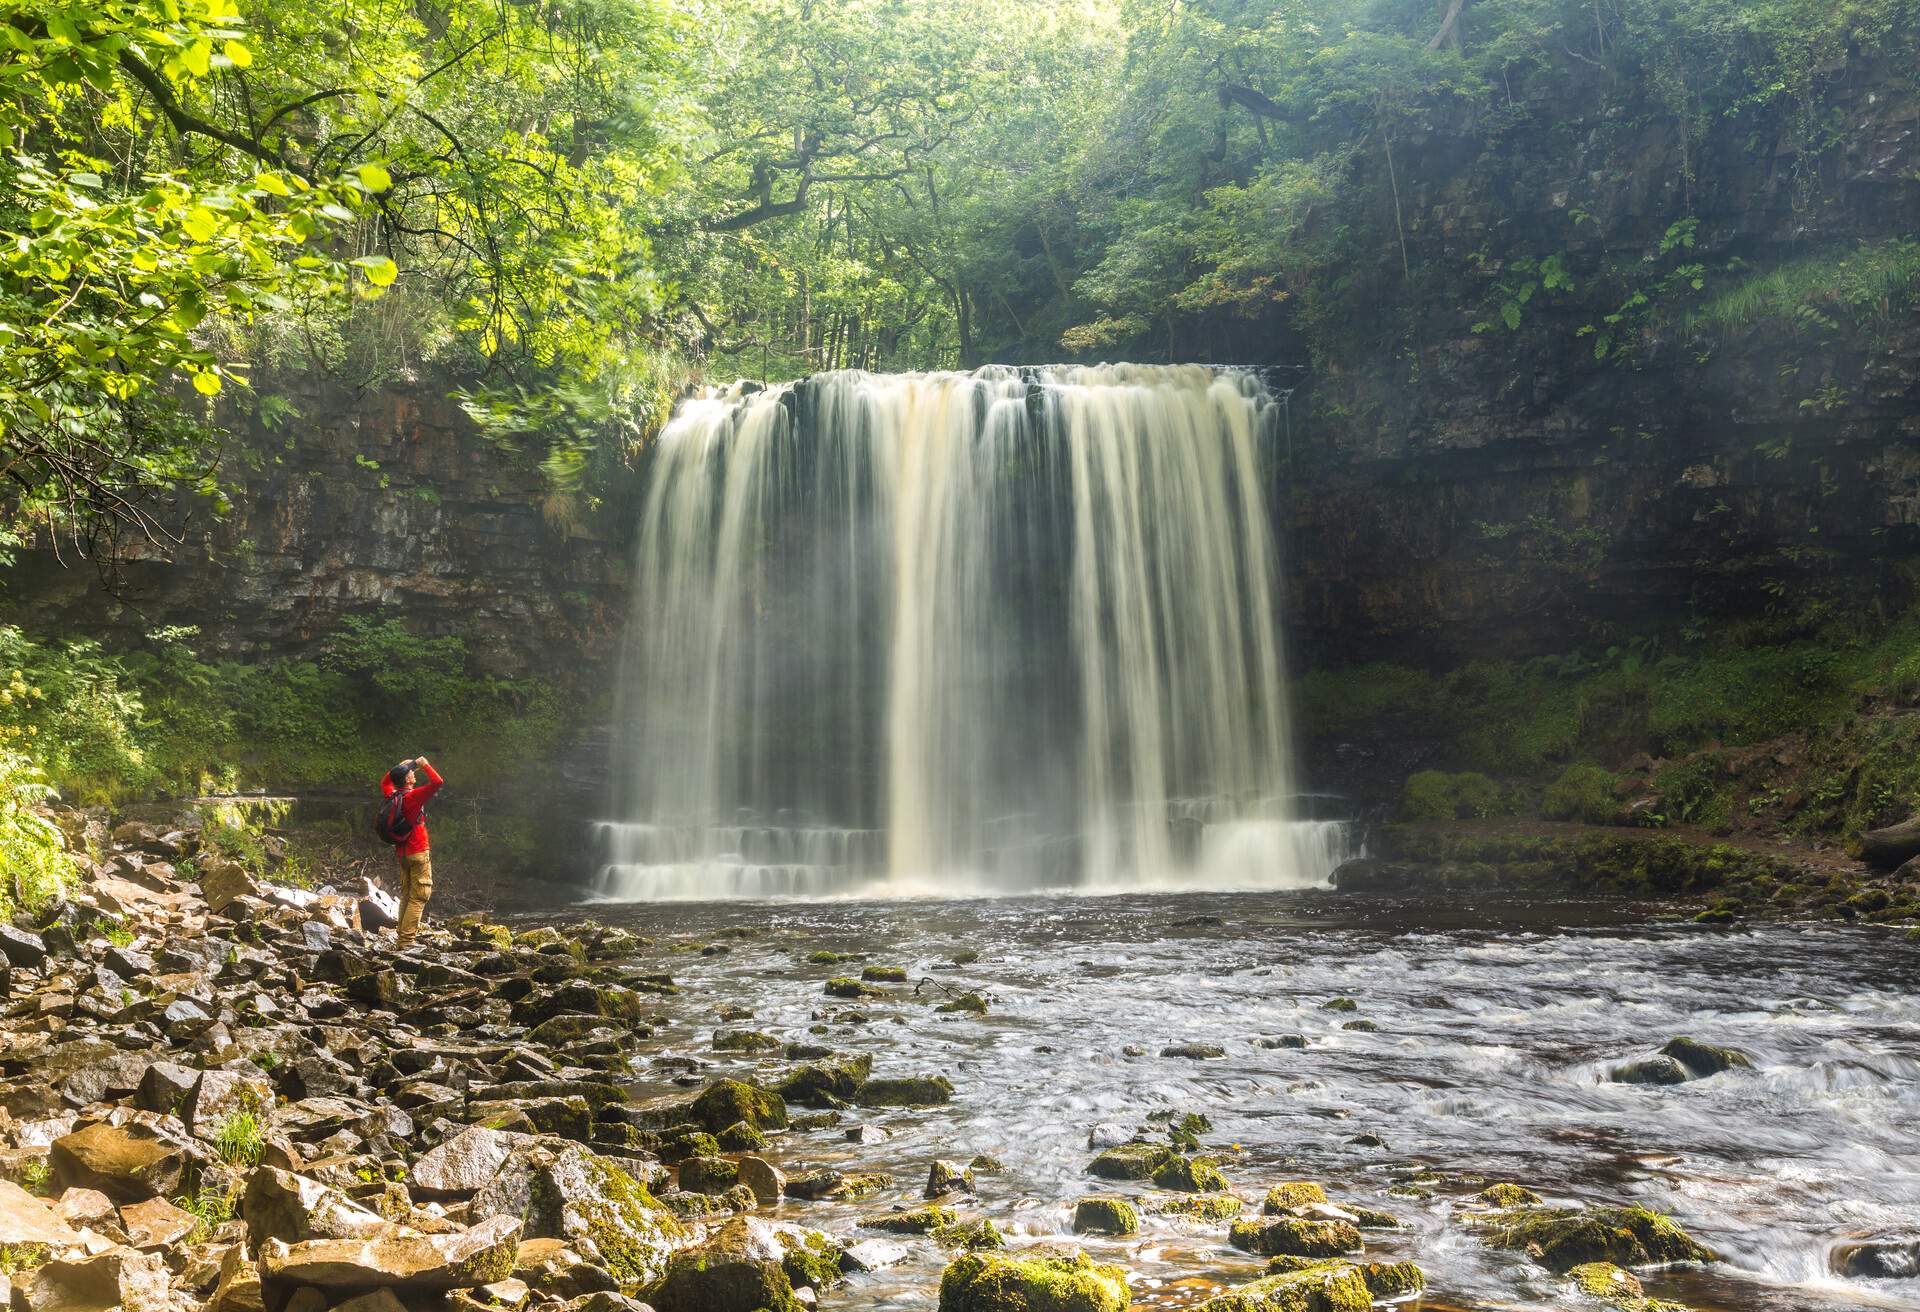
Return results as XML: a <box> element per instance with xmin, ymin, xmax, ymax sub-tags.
<box><xmin>937</xmin><ymin>1249</ymin><xmax>1129</xmax><ymax>1312</ymax></box>
<box><xmin>241</xmin><ymin>1165</ymin><xmax>388</xmax><ymax>1247</ymax></box>
<box><xmin>735</xmin><ymin>1156</ymin><xmax>785</xmax><ymax>1207</ymax></box>
<box><xmin>259</xmin><ymin>1214</ymin><xmax>522</xmax><ymax>1291</ymax></box>
<box><xmin>689</xmin><ymin>1080</ymin><xmax>788</xmax><ymax>1133</ymax></box>
<box><xmin>774</xmin><ymin>1056</ymin><xmax>872</xmax><ymax>1108</ymax></box>
<box><xmin>0</xmin><ymin>1177</ymin><xmax>83</xmax><ymax>1249</ymax></box>
<box><xmin>50</xmin><ymin>1123</ymin><xmax>189</xmax><ymax>1202</ymax></box>
<box><xmin>1658</xmin><ymin>1037</ymin><xmax>1752</xmax><ymax>1077</ymax></box>
<box><xmin>652</xmin><ymin>1216</ymin><xmax>842</xmax><ymax>1312</ymax></box>
<box><xmin>1192</xmin><ymin>1260</ymin><xmax>1372</xmax><ymax>1311</ymax></box>
<box><xmin>410</xmin><ymin>1126</ymin><xmax>525</xmax><ymax>1199</ymax></box>
<box><xmin>134</xmin><ymin>1062</ymin><xmax>201</xmax><ymax>1115</ymax></box>
<box><xmin>469</xmin><ymin>1141</ymin><xmax>684</xmax><ymax>1290</ymax></box>
<box><xmin>1227</xmin><ymin>1217</ymin><xmax>1363</xmax><ymax>1258</ymax></box>
<box><xmin>12</xmin><ymin>1246</ymin><xmax>171</xmax><ymax>1312</ymax></box>
<box><xmin>856</xmin><ymin>1076</ymin><xmax>953</xmax><ymax>1107</ymax></box>
<box><xmin>1072</xmin><ymin>1197</ymin><xmax>1139</xmax><ymax>1236</ymax></box>
<box><xmin>0</xmin><ymin>925</ymin><xmax>47</xmax><ymax>969</ymax></box>
<box><xmin>117</xmin><ymin>1196</ymin><xmax>197</xmax><ymax>1250</ymax></box>
<box><xmin>184</xmin><ymin>1071</ymin><xmax>274</xmax><ymax>1137</ymax></box>
<box><xmin>1263</xmin><ymin>1182</ymin><xmax>1328</xmax><ymax>1213</ymax></box>
<box><xmin>199</xmin><ymin>859</ymin><xmax>262</xmax><ymax>915</ymax></box>
<box><xmin>1607</xmin><ymin>1057</ymin><xmax>1688</xmax><ymax>1087</ymax></box>
<box><xmin>925</xmin><ymin>1159</ymin><xmax>975</xmax><ymax>1199</ymax></box>
<box><xmin>1476</xmin><ymin>1205</ymin><xmax>1716</xmax><ymax>1273</ymax></box>
<box><xmin>677</xmin><ymin>1156</ymin><xmax>740</xmax><ymax>1195</ymax></box>
<box><xmin>859</xmin><ymin>1205</ymin><xmax>957</xmax><ymax>1234</ymax></box>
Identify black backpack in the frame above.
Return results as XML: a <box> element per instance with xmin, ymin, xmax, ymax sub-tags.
<box><xmin>374</xmin><ymin>792</ymin><xmax>419</xmax><ymax>846</ymax></box>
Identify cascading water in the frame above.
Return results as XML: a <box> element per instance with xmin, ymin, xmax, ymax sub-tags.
<box><xmin>594</xmin><ymin>364</ymin><xmax>1351</xmax><ymax>899</ymax></box>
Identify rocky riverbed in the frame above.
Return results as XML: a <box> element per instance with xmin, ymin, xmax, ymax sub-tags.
<box><xmin>1</xmin><ymin>811</ymin><xmax>1916</xmax><ymax>1312</ymax></box>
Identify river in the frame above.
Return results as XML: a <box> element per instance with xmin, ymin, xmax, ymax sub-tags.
<box><xmin>561</xmin><ymin>890</ymin><xmax>1920</xmax><ymax>1310</ymax></box>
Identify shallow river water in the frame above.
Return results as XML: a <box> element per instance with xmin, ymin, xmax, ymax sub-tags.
<box><xmin>569</xmin><ymin>891</ymin><xmax>1920</xmax><ymax>1311</ymax></box>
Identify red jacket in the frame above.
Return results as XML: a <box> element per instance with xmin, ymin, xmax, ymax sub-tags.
<box><xmin>381</xmin><ymin>761</ymin><xmax>444</xmax><ymax>856</ymax></box>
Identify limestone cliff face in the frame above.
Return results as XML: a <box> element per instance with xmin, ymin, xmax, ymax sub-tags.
<box><xmin>1276</xmin><ymin>53</ymin><xmax>1920</xmax><ymax>666</ymax></box>
<box><xmin>10</xmin><ymin>377</ymin><xmax>629</xmax><ymax>681</ymax></box>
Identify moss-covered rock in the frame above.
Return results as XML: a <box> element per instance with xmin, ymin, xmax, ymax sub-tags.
<box><xmin>1568</xmin><ymin>1260</ymin><xmax>1689</xmax><ymax>1310</ymax></box>
<box><xmin>1088</xmin><ymin>1142</ymin><xmax>1172</xmax><ymax>1181</ymax></box>
<box><xmin>652</xmin><ymin>1216</ymin><xmax>840</xmax><ymax>1312</ymax></box>
<box><xmin>1478</xmin><ymin>1206</ymin><xmax>1716</xmax><ymax>1273</ymax></box>
<box><xmin>1071</xmin><ymin>1197</ymin><xmax>1139</xmax><ymax>1235</ymax></box>
<box><xmin>1320</xmin><ymin>998</ymin><xmax>1358</xmax><ymax>1012</ymax></box>
<box><xmin>861</xmin><ymin>1205</ymin><xmax>958</xmax><ymax>1234</ymax></box>
<box><xmin>716</xmin><ymin>1120</ymin><xmax>767</xmax><ymax>1153</ymax></box>
<box><xmin>713</xmin><ymin>1030</ymin><xmax>783</xmax><ymax>1053</ymax></box>
<box><xmin>1195</xmin><ymin>1260</ymin><xmax>1372</xmax><ymax>1311</ymax></box>
<box><xmin>1263</xmin><ymin>1182</ymin><xmax>1328</xmax><ymax>1213</ymax></box>
<box><xmin>1137</xmin><ymin>1192</ymin><xmax>1243</xmax><ymax>1221</ymax></box>
<box><xmin>678</xmin><ymin>1155</ymin><xmax>740</xmax><ymax>1195</ymax></box>
<box><xmin>861</xmin><ymin>965</ymin><xmax>909</xmax><ymax>982</ymax></box>
<box><xmin>1228</xmin><ymin>1217</ymin><xmax>1363</xmax><ymax>1259</ymax></box>
<box><xmin>937</xmin><ymin>1248</ymin><xmax>1129</xmax><ymax>1312</ymax></box>
<box><xmin>783</xmin><ymin>1169</ymin><xmax>892</xmax><ymax>1201</ymax></box>
<box><xmin>935</xmin><ymin>1218</ymin><xmax>1005</xmax><ymax>1250</ymax></box>
<box><xmin>775</xmin><ymin>1054</ymin><xmax>873</xmax><ymax>1107</ymax></box>
<box><xmin>936</xmin><ymin>992</ymin><xmax>990</xmax><ymax>1015</ymax></box>
<box><xmin>658</xmin><ymin>1130</ymin><xmax>721</xmax><ymax>1163</ymax></box>
<box><xmin>1356</xmin><ymin>1261</ymin><xmax>1425</xmax><ymax>1298</ymax></box>
<box><xmin>1479</xmin><ymin>1183</ymin><xmax>1542</xmax><ymax>1207</ymax></box>
<box><xmin>857</xmin><ymin>1075</ymin><xmax>954</xmax><ymax>1107</ymax></box>
<box><xmin>1153</xmin><ymin>1155</ymin><xmax>1229</xmax><ymax>1193</ymax></box>
<box><xmin>827</xmin><ymin>976</ymin><xmax>883</xmax><ymax>998</ymax></box>
<box><xmin>806</xmin><ymin>950</ymin><xmax>851</xmax><ymax>964</ymax></box>
<box><xmin>1657</xmin><ymin>1036</ymin><xmax>1752</xmax><ymax>1076</ymax></box>
<box><xmin>690</xmin><ymin>1079</ymin><xmax>788</xmax><ymax>1133</ymax></box>
<box><xmin>1609</xmin><ymin>1057</ymin><xmax>1689</xmax><ymax>1086</ymax></box>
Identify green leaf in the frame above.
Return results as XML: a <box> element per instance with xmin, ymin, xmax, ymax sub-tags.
<box><xmin>181</xmin><ymin>207</ymin><xmax>219</xmax><ymax>241</ymax></box>
<box><xmin>352</xmin><ymin>255</ymin><xmax>398</xmax><ymax>287</ymax></box>
<box><xmin>192</xmin><ymin>369</ymin><xmax>223</xmax><ymax>396</ymax></box>
<box><xmin>1500</xmin><ymin>301</ymin><xmax>1521</xmax><ymax>331</ymax></box>
<box><xmin>356</xmin><ymin>163</ymin><xmax>393</xmax><ymax>193</ymax></box>
<box><xmin>222</xmin><ymin>39</ymin><xmax>251</xmax><ymax>67</ymax></box>
<box><xmin>253</xmin><ymin>173</ymin><xmax>290</xmax><ymax>197</ymax></box>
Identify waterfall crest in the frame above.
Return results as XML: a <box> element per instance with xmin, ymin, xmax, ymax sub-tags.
<box><xmin>597</xmin><ymin>365</ymin><xmax>1349</xmax><ymax>899</ymax></box>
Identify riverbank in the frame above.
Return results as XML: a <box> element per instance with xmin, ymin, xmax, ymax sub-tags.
<box><xmin>2</xmin><ymin>808</ymin><xmax>1914</xmax><ymax>1312</ymax></box>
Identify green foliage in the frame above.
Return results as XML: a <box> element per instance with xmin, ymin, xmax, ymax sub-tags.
<box><xmin>211</xmin><ymin>1109</ymin><xmax>264</xmax><ymax>1168</ymax></box>
<box><xmin>174</xmin><ymin>1183</ymin><xmax>237</xmax><ymax>1243</ymax></box>
<box><xmin>0</xmin><ymin>620</ymin><xmax>567</xmax><ymax>801</ymax></box>
<box><xmin>1683</xmin><ymin>240</ymin><xmax>1920</xmax><ymax>339</ymax></box>
<box><xmin>1542</xmin><ymin>764</ymin><xmax>1621</xmax><ymax>824</ymax></box>
<box><xmin>1404</xmin><ymin>770</ymin><xmax>1505</xmax><ymax>821</ymax></box>
<box><xmin>0</xmin><ymin>739</ymin><xmax>73</xmax><ymax>922</ymax></box>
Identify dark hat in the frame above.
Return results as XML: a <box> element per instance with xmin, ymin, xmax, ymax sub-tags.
<box><xmin>389</xmin><ymin>759</ymin><xmax>415</xmax><ymax>787</ymax></box>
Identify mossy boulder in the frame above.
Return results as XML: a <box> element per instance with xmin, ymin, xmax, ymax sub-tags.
<box><xmin>469</xmin><ymin>1141</ymin><xmax>683</xmax><ymax>1292</ymax></box>
<box><xmin>1478</xmin><ymin>1206</ymin><xmax>1716</xmax><ymax>1273</ymax></box>
<box><xmin>1228</xmin><ymin>1217</ymin><xmax>1363</xmax><ymax>1259</ymax></box>
<box><xmin>678</xmin><ymin>1156</ymin><xmax>741</xmax><ymax>1195</ymax></box>
<box><xmin>1658</xmin><ymin>1036</ymin><xmax>1751</xmax><ymax>1077</ymax></box>
<box><xmin>1356</xmin><ymin>1261</ymin><xmax>1425</xmax><ymax>1298</ymax></box>
<box><xmin>783</xmin><ymin>1169</ymin><xmax>891</xmax><ymax>1201</ymax></box>
<box><xmin>1154</xmin><ymin>1155</ymin><xmax>1228</xmax><ymax>1193</ymax></box>
<box><xmin>936</xmin><ymin>992</ymin><xmax>990</xmax><ymax>1015</ymax></box>
<box><xmin>1320</xmin><ymin>998</ymin><xmax>1358</xmax><ymax>1012</ymax></box>
<box><xmin>857</xmin><ymin>1075</ymin><xmax>954</xmax><ymax>1107</ymax></box>
<box><xmin>1263</xmin><ymin>1182</ymin><xmax>1328</xmax><ymax>1213</ymax></box>
<box><xmin>1087</xmin><ymin>1143</ymin><xmax>1173</xmax><ymax>1181</ymax></box>
<box><xmin>1609</xmin><ymin>1057</ymin><xmax>1689</xmax><ymax>1086</ymax></box>
<box><xmin>1479</xmin><ymin>1183</ymin><xmax>1542</xmax><ymax>1207</ymax></box>
<box><xmin>716</xmin><ymin>1120</ymin><xmax>767</xmax><ymax>1152</ymax></box>
<box><xmin>938</xmin><ymin>1248</ymin><xmax>1129</xmax><ymax>1312</ymax></box>
<box><xmin>652</xmin><ymin>1216</ymin><xmax>842</xmax><ymax>1312</ymax></box>
<box><xmin>713</xmin><ymin>1030</ymin><xmax>783</xmax><ymax>1053</ymax></box>
<box><xmin>658</xmin><ymin>1130</ymin><xmax>721</xmax><ymax>1163</ymax></box>
<box><xmin>861</xmin><ymin>1205</ymin><xmax>958</xmax><ymax>1234</ymax></box>
<box><xmin>935</xmin><ymin>1218</ymin><xmax>1005</xmax><ymax>1250</ymax></box>
<box><xmin>690</xmin><ymin>1080</ymin><xmax>788</xmax><ymax>1133</ymax></box>
<box><xmin>827</xmin><ymin>976</ymin><xmax>883</xmax><ymax>998</ymax></box>
<box><xmin>775</xmin><ymin>1054</ymin><xmax>873</xmax><ymax>1107</ymax></box>
<box><xmin>861</xmin><ymin>965</ymin><xmax>909</xmax><ymax>982</ymax></box>
<box><xmin>1071</xmin><ymin>1197</ymin><xmax>1139</xmax><ymax>1235</ymax></box>
<box><xmin>806</xmin><ymin>950</ymin><xmax>851</xmax><ymax>964</ymax></box>
<box><xmin>1568</xmin><ymin>1261</ymin><xmax>1684</xmax><ymax>1310</ymax></box>
<box><xmin>1137</xmin><ymin>1193</ymin><xmax>1243</xmax><ymax>1220</ymax></box>
<box><xmin>1196</xmin><ymin>1260</ymin><xmax>1372</xmax><ymax>1311</ymax></box>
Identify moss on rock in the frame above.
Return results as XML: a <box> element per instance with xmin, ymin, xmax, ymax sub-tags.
<box><xmin>1228</xmin><ymin>1217</ymin><xmax>1363</xmax><ymax>1259</ymax></box>
<box><xmin>938</xmin><ymin>1248</ymin><xmax>1129</xmax><ymax>1312</ymax></box>
<box><xmin>1138</xmin><ymin>1192</ymin><xmax>1243</xmax><ymax>1220</ymax></box>
<box><xmin>1196</xmin><ymin>1260</ymin><xmax>1372</xmax><ymax>1311</ymax></box>
<box><xmin>690</xmin><ymin>1079</ymin><xmax>788</xmax><ymax>1133</ymax></box>
<box><xmin>861</xmin><ymin>965</ymin><xmax>909</xmax><ymax>982</ymax></box>
<box><xmin>861</xmin><ymin>1205</ymin><xmax>958</xmax><ymax>1234</ymax></box>
<box><xmin>1071</xmin><ymin>1197</ymin><xmax>1139</xmax><ymax>1235</ymax></box>
<box><xmin>1479</xmin><ymin>1183</ymin><xmax>1542</xmax><ymax>1207</ymax></box>
<box><xmin>1478</xmin><ymin>1205</ymin><xmax>1716</xmax><ymax>1273</ymax></box>
<box><xmin>1263</xmin><ymin>1182</ymin><xmax>1328</xmax><ymax>1213</ymax></box>
<box><xmin>857</xmin><ymin>1075</ymin><xmax>954</xmax><ymax>1107</ymax></box>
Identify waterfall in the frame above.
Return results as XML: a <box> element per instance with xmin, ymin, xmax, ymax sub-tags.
<box><xmin>595</xmin><ymin>365</ymin><xmax>1350</xmax><ymax>900</ymax></box>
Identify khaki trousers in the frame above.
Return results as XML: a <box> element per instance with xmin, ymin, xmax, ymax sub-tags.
<box><xmin>395</xmin><ymin>849</ymin><xmax>433</xmax><ymax>943</ymax></box>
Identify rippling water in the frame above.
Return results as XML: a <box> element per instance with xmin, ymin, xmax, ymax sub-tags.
<box><xmin>574</xmin><ymin>892</ymin><xmax>1920</xmax><ymax>1311</ymax></box>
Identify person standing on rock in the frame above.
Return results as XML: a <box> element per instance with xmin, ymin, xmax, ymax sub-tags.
<box><xmin>377</xmin><ymin>755</ymin><xmax>444</xmax><ymax>946</ymax></box>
